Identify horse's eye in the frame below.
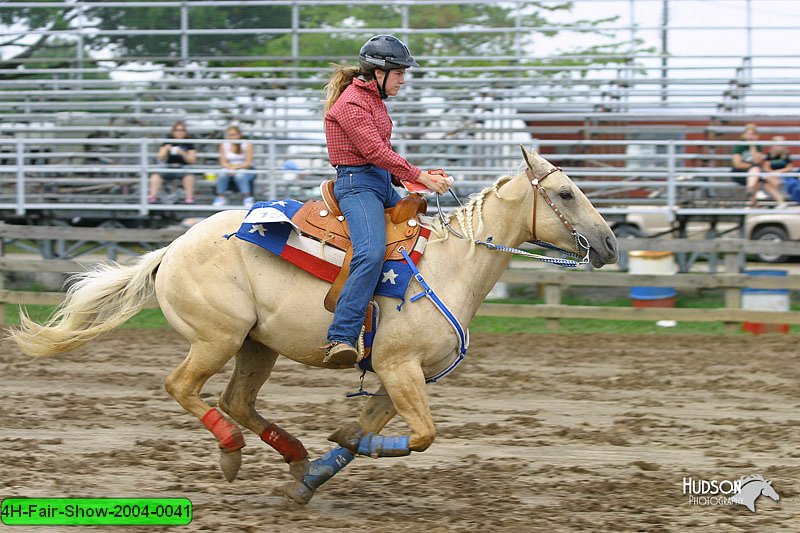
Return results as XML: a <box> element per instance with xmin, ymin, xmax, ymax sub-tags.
<box><xmin>559</xmin><ymin>190</ymin><xmax>574</xmax><ymax>200</ymax></box>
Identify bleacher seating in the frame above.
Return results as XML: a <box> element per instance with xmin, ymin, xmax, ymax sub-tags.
<box><xmin>1</xmin><ymin>0</ymin><xmax>799</xmax><ymax>226</ymax></box>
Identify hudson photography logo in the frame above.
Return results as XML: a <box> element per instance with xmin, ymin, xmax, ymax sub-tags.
<box><xmin>682</xmin><ymin>475</ymin><xmax>781</xmax><ymax>512</ymax></box>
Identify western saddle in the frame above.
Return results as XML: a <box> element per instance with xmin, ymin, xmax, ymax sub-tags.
<box><xmin>291</xmin><ymin>179</ymin><xmax>428</xmax><ymax>312</ymax></box>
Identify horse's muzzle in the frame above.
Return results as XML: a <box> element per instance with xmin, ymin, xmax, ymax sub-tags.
<box><xmin>589</xmin><ymin>234</ymin><xmax>619</xmax><ymax>268</ymax></box>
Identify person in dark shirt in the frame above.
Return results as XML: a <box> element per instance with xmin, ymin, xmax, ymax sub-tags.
<box><xmin>148</xmin><ymin>121</ymin><xmax>197</xmax><ymax>204</ymax></box>
<box><xmin>730</xmin><ymin>123</ymin><xmax>784</xmax><ymax>207</ymax></box>
<box><xmin>764</xmin><ymin>135</ymin><xmax>794</xmax><ymax>173</ymax></box>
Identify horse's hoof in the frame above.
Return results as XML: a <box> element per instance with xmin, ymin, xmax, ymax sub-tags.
<box><xmin>219</xmin><ymin>448</ymin><xmax>242</xmax><ymax>483</ymax></box>
<box><xmin>289</xmin><ymin>458</ymin><xmax>309</xmax><ymax>483</ymax></box>
<box><xmin>327</xmin><ymin>422</ymin><xmax>361</xmax><ymax>452</ymax></box>
<box><xmin>284</xmin><ymin>480</ymin><xmax>314</xmax><ymax>505</ymax></box>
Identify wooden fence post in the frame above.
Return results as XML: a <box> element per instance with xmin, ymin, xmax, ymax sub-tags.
<box><xmin>723</xmin><ymin>252</ymin><xmax>741</xmax><ymax>333</ymax></box>
<box><xmin>544</xmin><ymin>283</ymin><xmax>562</xmax><ymax>331</ymax></box>
<box><xmin>0</xmin><ymin>271</ymin><xmax>6</xmax><ymax>326</ymax></box>
<box><xmin>0</xmin><ymin>231</ymin><xmax>5</xmax><ymax>325</ymax></box>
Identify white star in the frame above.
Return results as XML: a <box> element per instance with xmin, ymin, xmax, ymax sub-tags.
<box><xmin>381</xmin><ymin>269</ymin><xmax>398</xmax><ymax>285</ymax></box>
<box><xmin>270</xmin><ymin>200</ymin><xmax>288</xmax><ymax>207</ymax></box>
<box><xmin>248</xmin><ymin>224</ymin><xmax>267</xmax><ymax>236</ymax></box>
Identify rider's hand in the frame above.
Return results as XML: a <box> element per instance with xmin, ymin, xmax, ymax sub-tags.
<box><xmin>417</xmin><ymin>170</ymin><xmax>452</xmax><ymax>195</ymax></box>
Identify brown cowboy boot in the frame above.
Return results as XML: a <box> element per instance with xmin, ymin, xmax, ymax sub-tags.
<box><xmin>322</xmin><ymin>342</ymin><xmax>358</xmax><ymax>368</ymax></box>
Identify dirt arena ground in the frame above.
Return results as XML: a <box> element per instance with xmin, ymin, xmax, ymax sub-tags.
<box><xmin>2</xmin><ymin>328</ymin><xmax>798</xmax><ymax>532</ymax></box>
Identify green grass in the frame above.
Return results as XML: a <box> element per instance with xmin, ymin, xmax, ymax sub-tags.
<box><xmin>7</xmin><ymin>292</ymin><xmax>798</xmax><ymax>335</ymax></box>
<box><xmin>474</xmin><ymin>289</ymin><xmax>800</xmax><ymax>335</ymax></box>
<box><xmin>469</xmin><ymin>315</ymin><xmax>746</xmax><ymax>335</ymax></box>
<box><xmin>4</xmin><ymin>305</ymin><xmax>169</xmax><ymax>329</ymax></box>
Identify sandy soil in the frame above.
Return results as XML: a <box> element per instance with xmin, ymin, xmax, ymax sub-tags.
<box><xmin>2</xmin><ymin>329</ymin><xmax>798</xmax><ymax>532</ymax></box>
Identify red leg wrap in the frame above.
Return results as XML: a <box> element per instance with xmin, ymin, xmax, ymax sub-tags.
<box><xmin>260</xmin><ymin>423</ymin><xmax>309</xmax><ymax>463</ymax></box>
<box><xmin>201</xmin><ymin>408</ymin><xmax>245</xmax><ymax>452</ymax></box>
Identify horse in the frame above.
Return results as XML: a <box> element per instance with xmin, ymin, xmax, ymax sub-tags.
<box><xmin>731</xmin><ymin>475</ymin><xmax>780</xmax><ymax>512</ymax></box>
<box><xmin>8</xmin><ymin>148</ymin><xmax>618</xmax><ymax>504</ymax></box>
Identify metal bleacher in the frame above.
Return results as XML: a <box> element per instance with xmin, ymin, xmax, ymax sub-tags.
<box><xmin>2</xmin><ymin>0</ymin><xmax>800</xmax><ymax>229</ymax></box>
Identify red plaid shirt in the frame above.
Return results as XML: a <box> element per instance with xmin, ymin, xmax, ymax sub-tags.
<box><xmin>325</xmin><ymin>77</ymin><xmax>420</xmax><ymax>182</ymax></box>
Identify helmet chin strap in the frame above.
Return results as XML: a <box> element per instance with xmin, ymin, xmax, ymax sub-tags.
<box><xmin>378</xmin><ymin>70</ymin><xmax>389</xmax><ymax>99</ymax></box>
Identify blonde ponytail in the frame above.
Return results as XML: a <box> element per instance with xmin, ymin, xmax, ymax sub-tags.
<box><xmin>323</xmin><ymin>64</ymin><xmax>366</xmax><ymax>113</ymax></box>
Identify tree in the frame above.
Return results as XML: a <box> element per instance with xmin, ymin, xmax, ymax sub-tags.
<box><xmin>0</xmin><ymin>1</ymin><xmax>646</xmax><ymax>78</ymax></box>
<box><xmin>0</xmin><ymin>3</ymin><xmax>84</xmax><ymax>70</ymax></box>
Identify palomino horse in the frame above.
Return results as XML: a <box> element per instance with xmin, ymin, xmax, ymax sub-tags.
<box><xmin>9</xmin><ymin>149</ymin><xmax>618</xmax><ymax>504</ymax></box>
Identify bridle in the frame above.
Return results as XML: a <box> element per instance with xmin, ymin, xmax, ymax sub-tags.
<box><xmin>527</xmin><ymin>166</ymin><xmax>561</xmax><ymax>242</ymax></box>
<box><xmin>434</xmin><ymin>159</ymin><xmax>591</xmax><ymax>268</ymax></box>
<box><xmin>525</xmin><ymin>165</ymin><xmax>591</xmax><ymax>264</ymax></box>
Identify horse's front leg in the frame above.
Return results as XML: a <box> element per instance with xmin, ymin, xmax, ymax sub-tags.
<box><xmin>285</xmin><ymin>362</ymin><xmax>432</xmax><ymax>504</ymax></box>
<box><xmin>337</xmin><ymin>359</ymin><xmax>435</xmax><ymax>453</ymax></box>
<box><xmin>284</xmin><ymin>388</ymin><xmax>394</xmax><ymax>505</ymax></box>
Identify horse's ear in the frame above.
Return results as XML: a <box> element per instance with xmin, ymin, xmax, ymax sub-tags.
<box><xmin>519</xmin><ymin>144</ymin><xmax>536</xmax><ymax>171</ymax></box>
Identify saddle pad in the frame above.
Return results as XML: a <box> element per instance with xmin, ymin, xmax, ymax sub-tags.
<box><xmin>230</xmin><ymin>200</ymin><xmax>431</xmax><ymax>302</ymax></box>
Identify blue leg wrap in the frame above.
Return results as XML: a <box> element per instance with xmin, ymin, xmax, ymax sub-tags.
<box><xmin>355</xmin><ymin>433</ymin><xmax>411</xmax><ymax>458</ymax></box>
<box><xmin>300</xmin><ymin>446</ymin><xmax>355</xmax><ymax>491</ymax></box>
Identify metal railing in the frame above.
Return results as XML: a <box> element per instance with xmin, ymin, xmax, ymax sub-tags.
<box><xmin>2</xmin><ymin>137</ymin><xmax>799</xmax><ymax>219</ymax></box>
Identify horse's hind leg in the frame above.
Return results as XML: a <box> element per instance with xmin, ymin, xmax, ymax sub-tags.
<box><xmin>164</xmin><ymin>341</ymin><xmax>245</xmax><ymax>482</ymax></box>
<box><xmin>219</xmin><ymin>339</ymin><xmax>309</xmax><ymax>482</ymax></box>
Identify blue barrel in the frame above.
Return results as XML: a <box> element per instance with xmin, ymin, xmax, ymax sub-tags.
<box><xmin>628</xmin><ymin>251</ymin><xmax>677</xmax><ymax>307</ymax></box>
<box><xmin>630</xmin><ymin>286</ymin><xmax>677</xmax><ymax>308</ymax></box>
<box><xmin>630</xmin><ymin>286</ymin><xmax>678</xmax><ymax>300</ymax></box>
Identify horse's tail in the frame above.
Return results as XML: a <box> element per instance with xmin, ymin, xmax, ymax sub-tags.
<box><xmin>9</xmin><ymin>246</ymin><xmax>170</xmax><ymax>357</ymax></box>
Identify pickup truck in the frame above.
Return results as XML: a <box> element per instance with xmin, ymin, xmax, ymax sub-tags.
<box><xmin>612</xmin><ymin>206</ymin><xmax>800</xmax><ymax>263</ymax></box>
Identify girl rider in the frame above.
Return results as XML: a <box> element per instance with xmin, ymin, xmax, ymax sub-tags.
<box><xmin>321</xmin><ymin>35</ymin><xmax>451</xmax><ymax>367</ymax></box>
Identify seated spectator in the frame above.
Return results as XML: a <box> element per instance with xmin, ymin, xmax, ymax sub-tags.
<box><xmin>213</xmin><ymin>125</ymin><xmax>255</xmax><ymax>208</ymax></box>
<box><xmin>148</xmin><ymin>121</ymin><xmax>196</xmax><ymax>204</ymax></box>
<box><xmin>765</xmin><ymin>136</ymin><xmax>796</xmax><ymax>205</ymax></box>
<box><xmin>730</xmin><ymin>123</ymin><xmax>784</xmax><ymax>207</ymax></box>
<box><xmin>764</xmin><ymin>135</ymin><xmax>794</xmax><ymax>175</ymax></box>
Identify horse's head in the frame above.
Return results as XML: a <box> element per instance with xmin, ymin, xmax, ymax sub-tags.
<box><xmin>761</xmin><ymin>480</ymin><xmax>780</xmax><ymax>502</ymax></box>
<box><xmin>519</xmin><ymin>147</ymin><xmax>618</xmax><ymax>268</ymax></box>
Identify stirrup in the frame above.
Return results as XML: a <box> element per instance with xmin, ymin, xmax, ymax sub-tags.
<box><xmin>321</xmin><ymin>342</ymin><xmax>358</xmax><ymax>368</ymax></box>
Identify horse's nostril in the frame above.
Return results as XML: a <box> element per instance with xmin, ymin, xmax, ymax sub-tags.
<box><xmin>605</xmin><ymin>236</ymin><xmax>617</xmax><ymax>253</ymax></box>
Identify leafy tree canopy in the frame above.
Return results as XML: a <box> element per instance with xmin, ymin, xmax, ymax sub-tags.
<box><xmin>0</xmin><ymin>1</ymin><xmax>646</xmax><ymax>77</ymax></box>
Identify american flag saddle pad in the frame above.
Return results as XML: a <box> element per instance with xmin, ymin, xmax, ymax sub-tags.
<box><xmin>229</xmin><ymin>200</ymin><xmax>431</xmax><ymax>304</ymax></box>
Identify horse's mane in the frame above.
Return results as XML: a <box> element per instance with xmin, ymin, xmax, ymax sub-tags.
<box><xmin>428</xmin><ymin>174</ymin><xmax>517</xmax><ymax>253</ymax></box>
<box><xmin>739</xmin><ymin>475</ymin><xmax>767</xmax><ymax>486</ymax></box>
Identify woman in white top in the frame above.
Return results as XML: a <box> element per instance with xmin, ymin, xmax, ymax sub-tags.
<box><xmin>214</xmin><ymin>125</ymin><xmax>256</xmax><ymax>207</ymax></box>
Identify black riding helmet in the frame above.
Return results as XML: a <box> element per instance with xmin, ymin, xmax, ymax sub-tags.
<box><xmin>359</xmin><ymin>34</ymin><xmax>419</xmax><ymax>98</ymax></box>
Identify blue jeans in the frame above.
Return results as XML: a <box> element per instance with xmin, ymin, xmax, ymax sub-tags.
<box><xmin>217</xmin><ymin>169</ymin><xmax>255</xmax><ymax>195</ymax></box>
<box><xmin>327</xmin><ymin>165</ymin><xmax>402</xmax><ymax>345</ymax></box>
